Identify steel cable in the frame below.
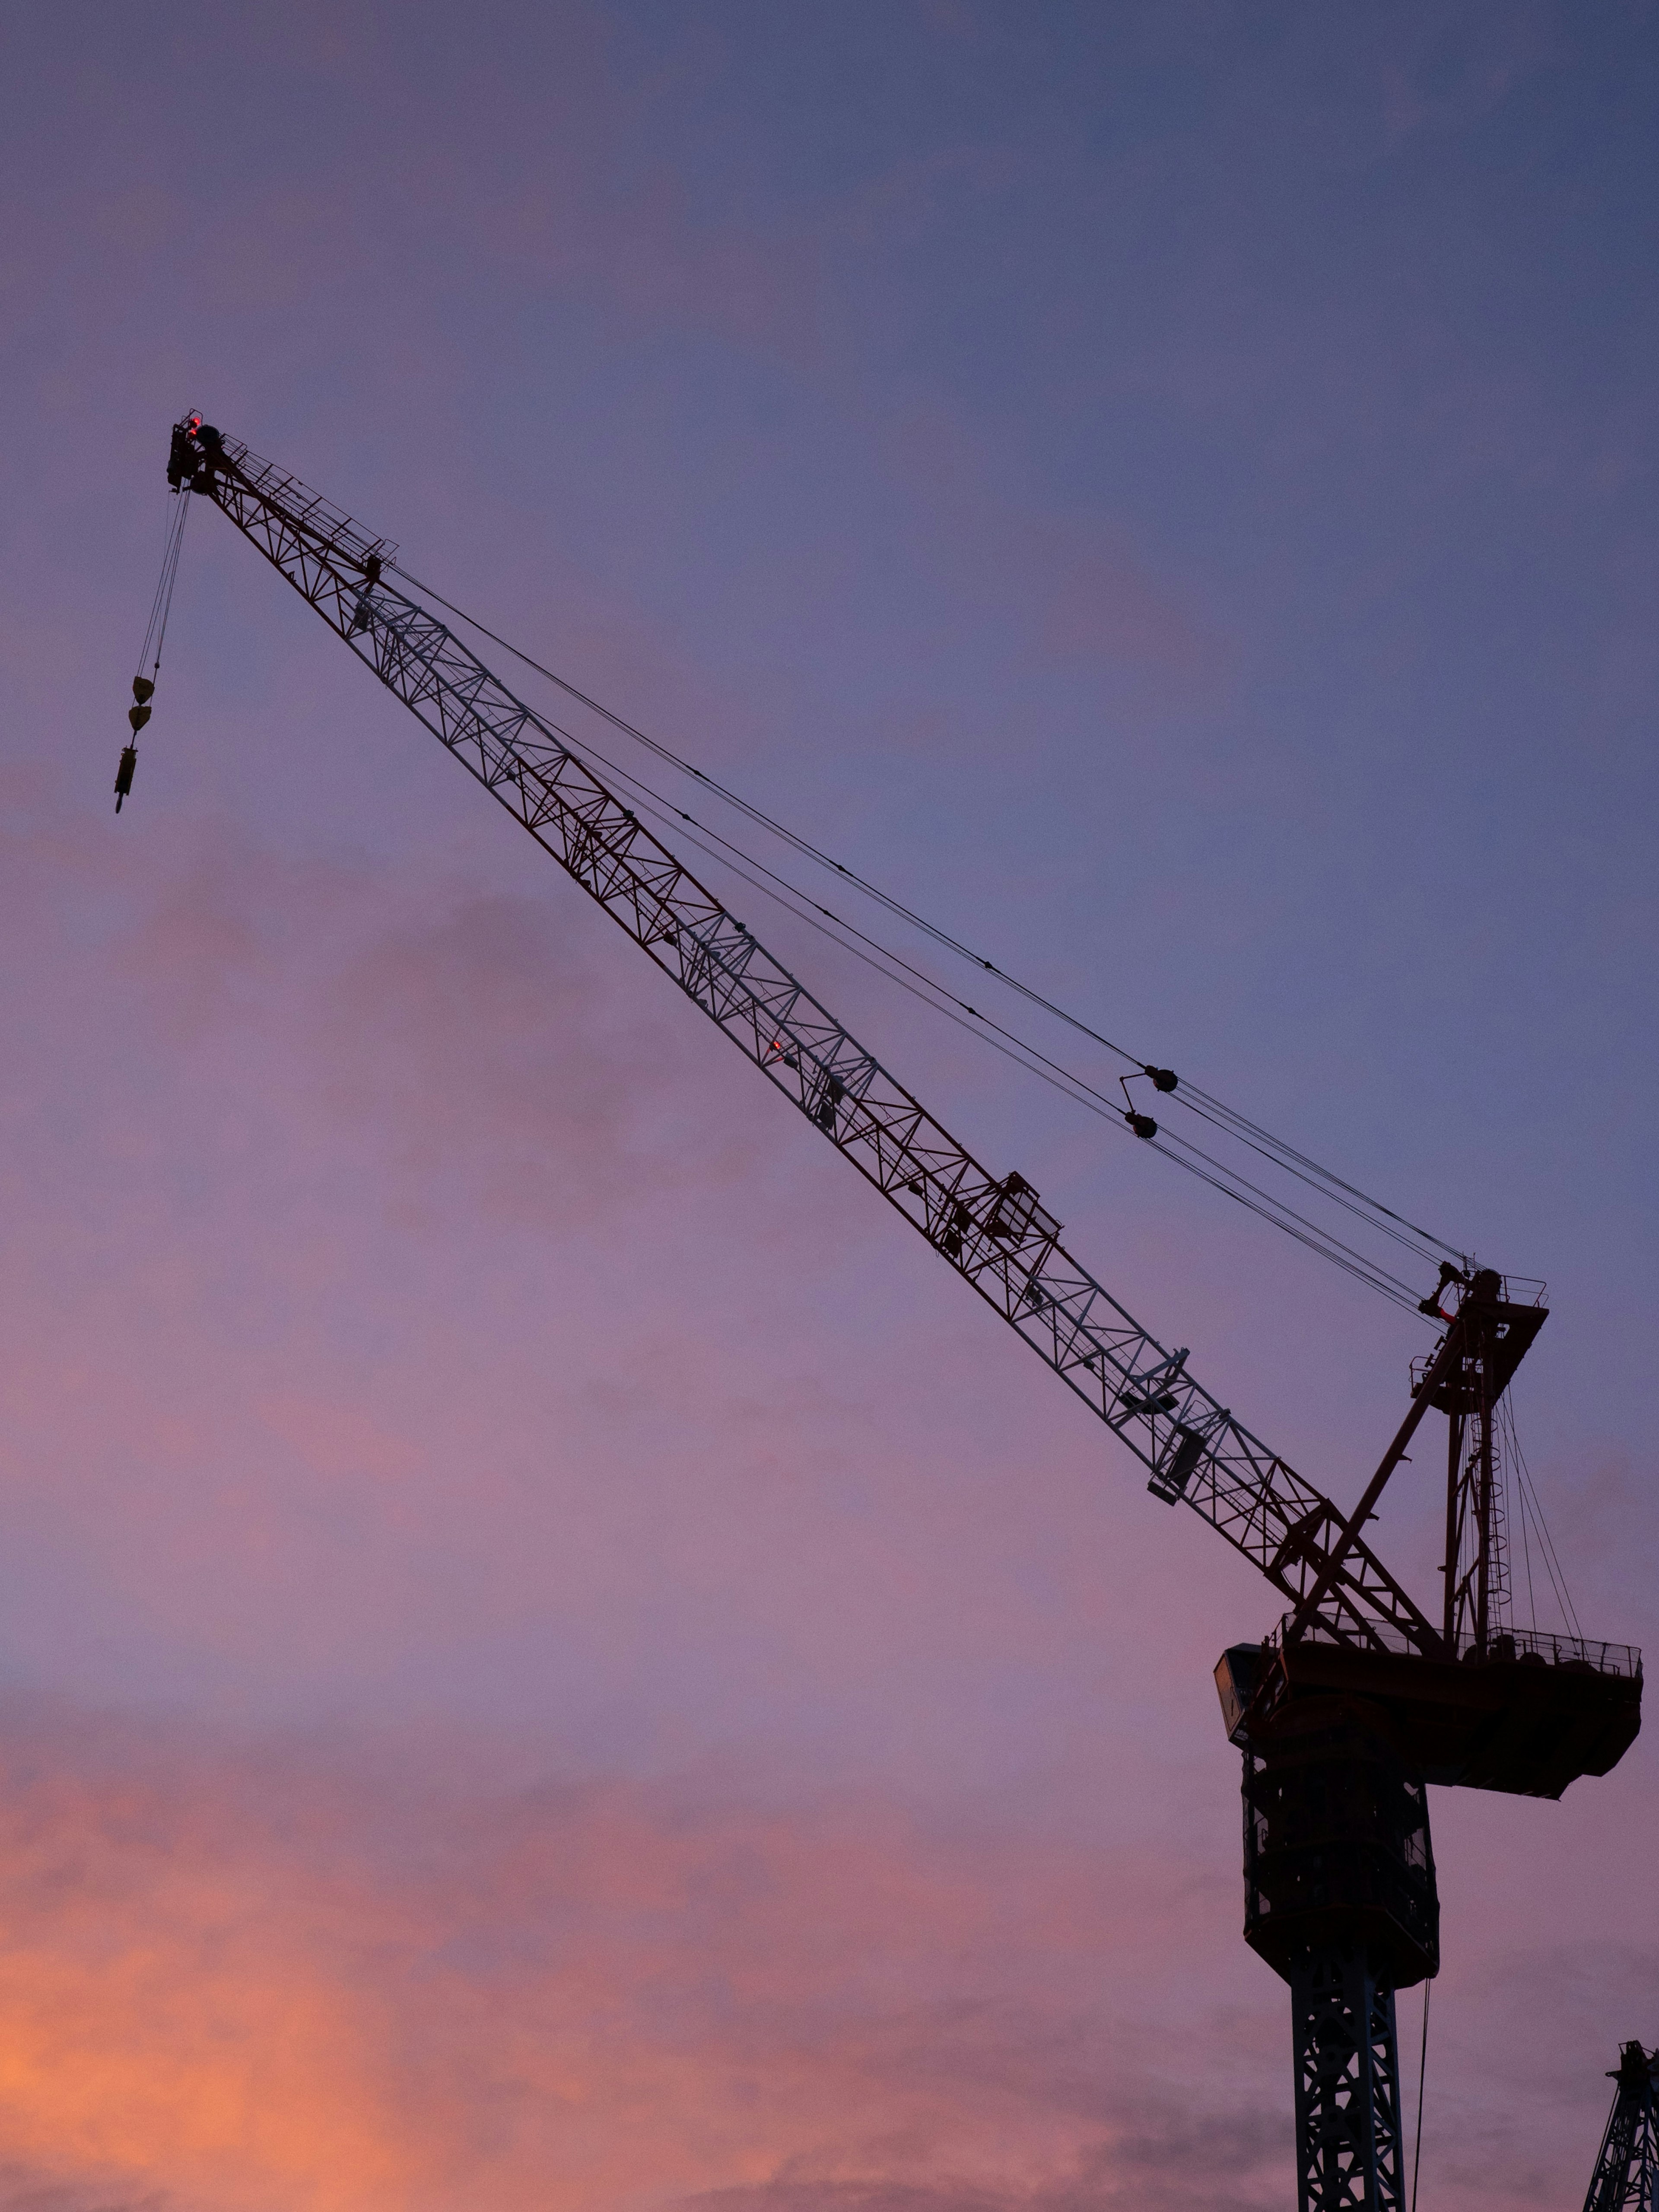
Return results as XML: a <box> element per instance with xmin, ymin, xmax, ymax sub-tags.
<box><xmin>614</xmin><ymin>771</ymin><xmax>1428</xmax><ymax>1310</ymax></box>
<box><xmin>385</xmin><ymin>556</ymin><xmax>1473</xmax><ymax>1302</ymax></box>
<box><xmin>137</xmin><ymin>489</ymin><xmax>191</xmax><ymax>684</ymax></box>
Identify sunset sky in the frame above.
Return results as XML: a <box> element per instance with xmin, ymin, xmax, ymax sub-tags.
<box><xmin>2</xmin><ymin>5</ymin><xmax>1656</xmax><ymax>2208</ymax></box>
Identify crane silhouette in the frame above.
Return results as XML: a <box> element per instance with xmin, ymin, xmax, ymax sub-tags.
<box><xmin>151</xmin><ymin>416</ymin><xmax>1643</xmax><ymax>2211</ymax></box>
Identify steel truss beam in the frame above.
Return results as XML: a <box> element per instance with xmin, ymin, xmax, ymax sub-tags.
<box><xmin>1585</xmin><ymin>2044</ymin><xmax>1659</xmax><ymax>2212</ymax></box>
<box><xmin>194</xmin><ymin>428</ymin><xmax>1438</xmax><ymax>1655</ymax></box>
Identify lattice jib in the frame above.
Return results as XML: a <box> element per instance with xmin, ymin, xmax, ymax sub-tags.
<box><xmin>201</xmin><ymin>439</ymin><xmax>1436</xmax><ymax>1653</ymax></box>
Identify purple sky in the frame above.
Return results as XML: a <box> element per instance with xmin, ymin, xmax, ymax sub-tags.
<box><xmin>2</xmin><ymin>4</ymin><xmax>1656</xmax><ymax>2207</ymax></box>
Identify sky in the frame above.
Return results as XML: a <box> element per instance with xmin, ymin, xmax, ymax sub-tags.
<box><xmin>1</xmin><ymin>3</ymin><xmax>1656</xmax><ymax>2207</ymax></box>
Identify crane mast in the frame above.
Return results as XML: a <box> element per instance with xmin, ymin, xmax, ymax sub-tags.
<box><xmin>1583</xmin><ymin>2043</ymin><xmax>1659</xmax><ymax>2212</ymax></box>
<box><xmin>159</xmin><ymin>418</ymin><xmax>1642</xmax><ymax>2212</ymax></box>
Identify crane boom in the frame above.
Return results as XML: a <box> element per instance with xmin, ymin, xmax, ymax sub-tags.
<box><xmin>181</xmin><ymin>422</ymin><xmax>1444</xmax><ymax>1653</ymax></box>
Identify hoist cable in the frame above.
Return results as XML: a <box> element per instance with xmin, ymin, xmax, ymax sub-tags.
<box><xmin>1149</xmin><ymin>1128</ymin><xmax>1426</xmax><ymax>1304</ymax></box>
<box><xmin>617</xmin><ymin>771</ymin><xmax>1427</xmax><ymax>1311</ymax></box>
<box><xmin>644</xmin><ymin>779</ymin><xmax>1429</xmax><ymax>1304</ymax></box>
<box><xmin>384</xmin><ymin>556</ymin><xmax>1469</xmax><ymax>1290</ymax></box>
<box><xmin>1174</xmin><ymin>1093</ymin><xmax>1455</xmax><ymax>1270</ymax></box>
<box><xmin>1177</xmin><ymin>1083</ymin><xmax>1463</xmax><ymax>1262</ymax></box>
<box><xmin>617</xmin><ymin>775</ymin><xmax>1157</xmax><ymax>1125</ymax></box>
<box><xmin>387</xmin><ymin>557</ymin><xmax>1458</xmax><ymax>1300</ymax></box>
<box><xmin>137</xmin><ymin>489</ymin><xmax>191</xmax><ymax>683</ymax></box>
<box><xmin>488</xmin><ymin>679</ymin><xmax>1430</xmax><ymax>1306</ymax></box>
<box><xmin>624</xmin><ymin>787</ymin><xmax>1126</xmax><ymax>1112</ymax></box>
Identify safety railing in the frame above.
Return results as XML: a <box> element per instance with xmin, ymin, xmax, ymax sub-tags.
<box><xmin>1273</xmin><ymin>1612</ymin><xmax>1642</xmax><ymax>1678</ymax></box>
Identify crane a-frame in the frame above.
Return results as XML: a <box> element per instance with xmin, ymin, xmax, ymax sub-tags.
<box><xmin>143</xmin><ymin>416</ymin><xmax>1643</xmax><ymax>2212</ymax></box>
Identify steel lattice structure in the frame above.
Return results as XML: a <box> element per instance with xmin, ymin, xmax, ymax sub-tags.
<box><xmin>1585</xmin><ymin>2045</ymin><xmax>1659</xmax><ymax>2212</ymax></box>
<box><xmin>1292</xmin><ymin>1953</ymin><xmax>1408</xmax><ymax>2212</ymax></box>
<box><xmin>191</xmin><ymin>424</ymin><xmax>1435</xmax><ymax>1657</ymax></box>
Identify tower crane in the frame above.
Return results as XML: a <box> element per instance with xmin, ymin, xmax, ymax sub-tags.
<box><xmin>137</xmin><ymin>416</ymin><xmax>1643</xmax><ymax>2212</ymax></box>
<box><xmin>1583</xmin><ymin>2043</ymin><xmax>1659</xmax><ymax>2212</ymax></box>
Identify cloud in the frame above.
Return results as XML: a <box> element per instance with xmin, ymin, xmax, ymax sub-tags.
<box><xmin>7</xmin><ymin>1694</ymin><xmax>1636</xmax><ymax>2212</ymax></box>
<box><xmin>0</xmin><ymin>1698</ymin><xmax>1294</xmax><ymax>2212</ymax></box>
<box><xmin>34</xmin><ymin>801</ymin><xmax>760</xmax><ymax>1236</ymax></box>
<box><xmin>492</xmin><ymin>170</ymin><xmax>824</xmax><ymax>365</ymax></box>
<box><xmin>0</xmin><ymin>2172</ymin><xmax>167</xmax><ymax>2212</ymax></box>
<box><xmin>875</xmin><ymin>407</ymin><xmax>1231</xmax><ymax>718</ymax></box>
<box><xmin>1033</xmin><ymin>524</ymin><xmax>1224</xmax><ymax>685</ymax></box>
<box><xmin>449</xmin><ymin>11</ymin><xmax>824</xmax><ymax>369</ymax></box>
<box><xmin>13</xmin><ymin>1699</ymin><xmax>1637</xmax><ymax>2212</ymax></box>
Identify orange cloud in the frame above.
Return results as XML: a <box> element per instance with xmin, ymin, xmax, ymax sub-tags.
<box><xmin>0</xmin><ymin>1739</ymin><xmax>408</xmax><ymax>2211</ymax></box>
<box><xmin>0</xmin><ymin>1705</ymin><xmax>1290</xmax><ymax>2212</ymax></box>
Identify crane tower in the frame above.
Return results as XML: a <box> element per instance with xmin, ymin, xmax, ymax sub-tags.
<box><xmin>1584</xmin><ymin>2043</ymin><xmax>1659</xmax><ymax>2212</ymax></box>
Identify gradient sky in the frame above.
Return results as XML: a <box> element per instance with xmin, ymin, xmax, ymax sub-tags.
<box><xmin>2</xmin><ymin>5</ymin><xmax>1656</xmax><ymax>2208</ymax></box>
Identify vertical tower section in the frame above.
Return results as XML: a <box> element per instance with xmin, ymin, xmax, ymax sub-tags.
<box><xmin>1584</xmin><ymin>2042</ymin><xmax>1659</xmax><ymax>2212</ymax></box>
<box><xmin>1238</xmin><ymin>1698</ymin><xmax>1438</xmax><ymax>2212</ymax></box>
<box><xmin>1289</xmin><ymin>1951</ymin><xmax>1407</xmax><ymax>2212</ymax></box>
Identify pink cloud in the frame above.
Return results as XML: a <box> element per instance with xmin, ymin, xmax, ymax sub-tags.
<box><xmin>875</xmin><ymin>407</ymin><xmax>1232</xmax><ymax>717</ymax></box>
<box><xmin>0</xmin><ymin>1701</ymin><xmax>1290</xmax><ymax>2212</ymax></box>
<box><xmin>0</xmin><ymin>18</ymin><xmax>1652</xmax><ymax>2212</ymax></box>
<box><xmin>1033</xmin><ymin>524</ymin><xmax>1224</xmax><ymax>684</ymax></box>
<box><xmin>493</xmin><ymin>172</ymin><xmax>823</xmax><ymax>364</ymax></box>
<box><xmin>0</xmin><ymin>1698</ymin><xmax>1634</xmax><ymax>2212</ymax></box>
<box><xmin>471</xmin><ymin>14</ymin><xmax>826</xmax><ymax>375</ymax></box>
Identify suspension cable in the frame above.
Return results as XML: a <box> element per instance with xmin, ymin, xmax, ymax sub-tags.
<box><xmin>1499</xmin><ymin>1394</ymin><xmax>1582</xmax><ymax>1640</ymax></box>
<box><xmin>621</xmin><ymin>770</ymin><xmax>1427</xmax><ymax>1306</ymax></box>
<box><xmin>517</xmin><ymin>715</ymin><xmax>1433</xmax><ymax>1310</ymax></box>
<box><xmin>383</xmin><ymin>556</ymin><xmax>1474</xmax><ymax>1300</ymax></box>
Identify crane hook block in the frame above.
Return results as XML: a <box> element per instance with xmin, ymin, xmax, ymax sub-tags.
<box><xmin>114</xmin><ymin>743</ymin><xmax>138</xmax><ymax>813</ymax></box>
<box><xmin>127</xmin><ymin>702</ymin><xmax>152</xmax><ymax>734</ymax></box>
<box><xmin>1143</xmin><ymin>1064</ymin><xmax>1179</xmax><ymax>1093</ymax></box>
<box><xmin>132</xmin><ymin>677</ymin><xmax>155</xmax><ymax>706</ymax></box>
<box><xmin>1125</xmin><ymin>1111</ymin><xmax>1158</xmax><ymax>1140</ymax></box>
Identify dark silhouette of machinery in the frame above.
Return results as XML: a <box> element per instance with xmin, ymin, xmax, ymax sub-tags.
<box><xmin>1214</xmin><ymin>1268</ymin><xmax>1640</xmax><ymax>2209</ymax></box>
<box><xmin>1584</xmin><ymin>2044</ymin><xmax>1659</xmax><ymax>2212</ymax></box>
<box><xmin>149</xmin><ymin>417</ymin><xmax>1644</xmax><ymax>2210</ymax></box>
